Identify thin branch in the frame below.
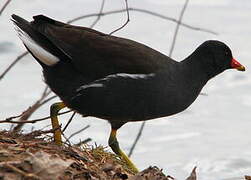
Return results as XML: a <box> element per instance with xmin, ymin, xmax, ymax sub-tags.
<box><xmin>131</xmin><ymin>8</ymin><xmax>216</xmax><ymax>34</ymax></box>
<box><xmin>0</xmin><ymin>110</ymin><xmax>72</xmax><ymax>124</ymax></box>
<box><xmin>0</xmin><ymin>118</ymin><xmax>43</xmax><ymax>124</ymax></box>
<box><xmin>90</xmin><ymin>0</ymin><xmax>105</xmax><ymax>28</ymax></box>
<box><xmin>41</xmin><ymin>86</ymin><xmax>50</xmax><ymax>97</ymax></box>
<box><xmin>0</xmin><ymin>0</ymin><xmax>12</xmax><ymax>16</ymax></box>
<box><xmin>67</xmin><ymin>7</ymin><xmax>217</xmax><ymax>35</ymax></box>
<box><xmin>62</xmin><ymin>112</ymin><xmax>76</xmax><ymax>133</ymax></box>
<box><xmin>0</xmin><ymin>51</ymin><xmax>28</xmax><ymax>80</ymax></box>
<box><xmin>75</xmin><ymin>138</ymin><xmax>92</xmax><ymax>146</ymax></box>
<box><xmin>169</xmin><ymin>0</ymin><xmax>189</xmax><ymax>57</ymax></box>
<box><xmin>26</xmin><ymin>110</ymin><xmax>72</xmax><ymax>122</ymax></box>
<box><xmin>67</xmin><ymin>125</ymin><xmax>90</xmax><ymax>141</ymax></box>
<box><xmin>3</xmin><ymin>114</ymin><xmax>23</xmax><ymax>122</ymax></box>
<box><xmin>128</xmin><ymin>121</ymin><xmax>146</xmax><ymax>157</ymax></box>
<box><xmin>109</xmin><ymin>0</ymin><xmax>130</xmax><ymax>35</ymax></box>
<box><xmin>61</xmin><ymin>132</ymin><xmax>72</xmax><ymax>146</ymax></box>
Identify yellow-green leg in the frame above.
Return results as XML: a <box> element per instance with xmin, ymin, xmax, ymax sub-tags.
<box><xmin>50</xmin><ymin>102</ymin><xmax>66</xmax><ymax>145</ymax></box>
<box><xmin>108</xmin><ymin>128</ymin><xmax>139</xmax><ymax>173</ymax></box>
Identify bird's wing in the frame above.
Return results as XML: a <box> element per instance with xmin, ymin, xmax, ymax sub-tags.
<box><xmin>30</xmin><ymin>15</ymin><xmax>176</xmax><ymax>79</ymax></box>
<box><xmin>71</xmin><ymin>72</ymin><xmax>156</xmax><ymax>106</ymax></box>
<box><xmin>69</xmin><ymin>72</ymin><xmax>157</xmax><ymax>121</ymax></box>
<box><xmin>73</xmin><ymin>72</ymin><xmax>155</xmax><ymax>98</ymax></box>
<box><xmin>78</xmin><ymin>72</ymin><xmax>155</xmax><ymax>90</ymax></box>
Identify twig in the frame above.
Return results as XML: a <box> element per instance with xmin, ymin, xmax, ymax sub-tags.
<box><xmin>169</xmin><ymin>0</ymin><xmax>189</xmax><ymax>57</ymax></box>
<box><xmin>75</xmin><ymin>138</ymin><xmax>92</xmax><ymax>146</ymax></box>
<box><xmin>90</xmin><ymin>0</ymin><xmax>105</xmax><ymax>28</ymax></box>
<box><xmin>67</xmin><ymin>125</ymin><xmax>90</xmax><ymax>141</ymax></box>
<box><xmin>29</xmin><ymin>110</ymin><xmax>72</xmax><ymax>121</ymax></box>
<box><xmin>61</xmin><ymin>132</ymin><xmax>72</xmax><ymax>146</ymax></box>
<box><xmin>41</xmin><ymin>86</ymin><xmax>50</xmax><ymax>97</ymax></box>
<box><xmin>0</xmin><ymin>110</ymin><xmax>72</xmax><ymax>124</ymax></box>
<box><xmin>67</xmin><ymin>7</ymin><xmax>217</xmax><ymax>35</ymax></box>
<box><xmin>0</xmin><ymin>0</ymin><xmax>12</xmax><ymax>16</ymax></box>
<box><xmin>109</xmin><ymin>0</ymin><xmax>130</xmax><ymax>35</ymax></box>
<box><xmin>128</xmin><ymin>121</ymin><xmax>145</xmax><ymax>157</ymax></box>
<box><xmin>0</xmin><ymin>51</ymin><xmax>28</xmax><ymax>80</ymax></box>
<box><xmin>62</xmin><ymin>112</ymin><xmax>76</xmax><ymax>133</ymax></box>
<box><xmin>3</xmin><ymin>114</ymin><xmax>23</xmax><ymax>122</ymax></box>
<box><xmin>0</xmin><ymin>117</ymin><xmax>47</xmax><ymax>124</ymax></box>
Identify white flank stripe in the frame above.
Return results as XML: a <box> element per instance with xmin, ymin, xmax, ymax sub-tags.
<box><xmin>14</xmin><ymin>25</ymin><xmax>59</xmax><ymax>66</ymax></box>
<box><xmin>102</xmin><ymin>73</ymin><xmax>155</xmax><ymax>81</ymax></box>
<box><xmin>111</xmin><ymin>73</ymin><xmax>155</xmax><ymax>79</ymax></box>
<box><xmin>79</xmin><ymin>83</ymin><xmax>104</xmax><ymax>90</ymax></box>
<box><xmin>77</xmin><ymin>73</ymin><xmax>155</xmax><ymax>92</ymax></box>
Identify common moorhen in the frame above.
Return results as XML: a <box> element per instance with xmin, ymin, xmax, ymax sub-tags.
<box><xmin>12</xmin><ymin>14</ymin><xmax>245</xmax><ymax>172</ymax></box>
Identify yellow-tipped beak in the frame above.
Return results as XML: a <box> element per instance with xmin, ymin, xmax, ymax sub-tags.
<box><xmin>236</xmin><ymin>65</ymin><xmax>245</xmax><ymax>71</ymax></box>
<box><xmin>231</xmin><ymin>58</ymin><xmax>245</xmax><ymax>71</ymax></box>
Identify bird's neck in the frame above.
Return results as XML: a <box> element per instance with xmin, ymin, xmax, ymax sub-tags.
<box><xmin>180</xmin><ymin>51</ymin><xmax>214</xmax><ymax>82</ymax></box>
<box><xmin>177</xmin><ymin>55</ymin><xmax>210</xmax><ymax>97</ymax></box>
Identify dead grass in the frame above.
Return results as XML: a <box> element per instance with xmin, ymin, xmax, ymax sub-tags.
<box><xmin>0</xmin><ymin>130</ymin><xmax>172</xmax><ymax>180</ymax></box>
<box><xmin>2</xmin><ymin>130</ymin><xmax>248</xmax><ymax>180</ymax></box>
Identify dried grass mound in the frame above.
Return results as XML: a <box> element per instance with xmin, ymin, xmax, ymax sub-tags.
<box><xmin>0</xmin><ymin>130</ymin><xmax>173</xmax><ymax>180</ymax></box>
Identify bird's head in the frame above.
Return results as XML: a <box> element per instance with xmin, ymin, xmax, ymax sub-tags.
<box><xmin>194</xmin><ymin>40</ymin><xmax>245</xmax><ymax>78</ymax></box>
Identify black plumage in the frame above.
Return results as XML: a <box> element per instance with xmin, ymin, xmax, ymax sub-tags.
<box><xmin>11</xmin><ymin>14</ymin><xmax>245</xmax><ymax>172</ymax></box>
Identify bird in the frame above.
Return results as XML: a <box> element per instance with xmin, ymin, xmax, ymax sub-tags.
<box><xmin>11</xmin><ymin>14</ymin><xmax>245</xmax><ymax>173</ymax></box>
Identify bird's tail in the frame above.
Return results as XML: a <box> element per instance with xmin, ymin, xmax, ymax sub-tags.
<box><xmin>11</xmin><ymin>14</ymin><xmax>69</xmax><ymax>67</ymax></box>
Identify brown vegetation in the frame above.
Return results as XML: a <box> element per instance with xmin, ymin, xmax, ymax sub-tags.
<box><xmin>0</xmin><ymin>130</ymin><xmax>175</xmax><ymax>180</ymax></box>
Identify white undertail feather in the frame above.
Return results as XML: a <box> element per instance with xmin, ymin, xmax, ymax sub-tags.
<box><xmin>14</xmin><ymin>25</ymin><xmax>59</xmax><ymax>66</ymax></box>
